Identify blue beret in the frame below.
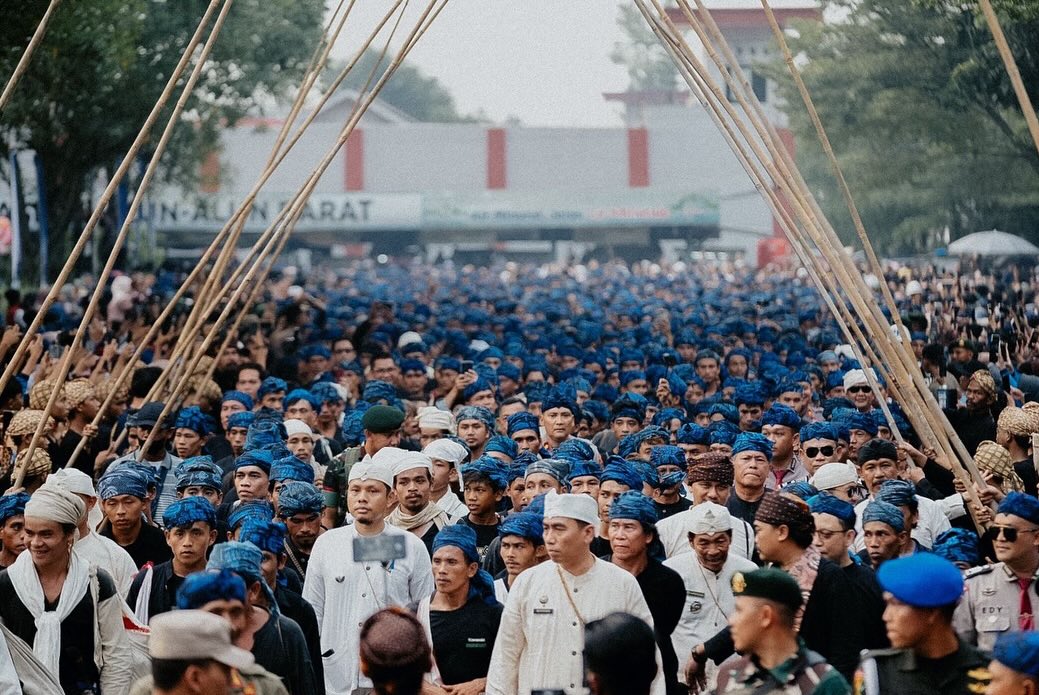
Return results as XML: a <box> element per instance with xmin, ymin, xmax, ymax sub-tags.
<box><xmin>808</xmin><ymin>493</ymin><xmax>856</xmax><ymax>527</ymax></box>
<box><xmin>460</xmin><ymin>456</ymin><xmax>510</xmax><ymax>491</ymax></box>
<box><xmin>175</xmin><ymin>406</ymin><xmax>216</xmax><ymax>435</ymax></box>
<box><xmin>525</xmin><ymin>458</ymin><xmax>570</xmax><ymax>484</ymax></box>
<box><xmin>650</xmin><ymin>445</ymin><xmax>685</xmax><ymax>470</ymax></box>
<box><xmin>499</xmin><ymin>511</ymin><xmax>544</xmax><ymax>545</ymax></box>
<box><xmin>227</xmin><ymin>411</ymin><xmax>257</xmax><ymax>431</ymax></box>
<box><xmin>863</xmin><ymin>499</ymin><xmax>905</xmax><ymax>532</ymax></box>
<box><xmin>998</xmin><ymin>491</ymin><xmax>1039</xmax><ymax>525</ymax></box>
<box><xmin>609</xmin><ymin>490</ymin><xmax>659</xmax><ymax>525</ymax></box>
<box><xmin>877</xmin><ymin>553</ymin><xmax>963</xmax><ymax>607</ymax></box>
<box><xmin>932</xmin><ymin>528</ymin><xmax>980</xmax><ymax>567</ymax></box>
<box><xmin>176</xmin><ymin>569</ymin><xmax>247</xmax><ymax>609</ymax></box>
<box><xmin>555</xmin><ymin>438</ymin><xmax>596</xmax><ymax>463</ymax></box>
<box><xmin>0</xmin><ymin>492</ymin><xmax>30</xmax><ymax>524</ymax></box>
<box><xmin>676</xmin><ymin>423</ymin><xmax>710</xmax><ymax>445</ymax></box>
<box><xmin>875</xmin><ymin>480</ymin><xmax>918</xmax><ymax>511</ymax></box>
<box><xmin>600</xmin><ymin>460</ymin><xmax>644</xmax><ymax>491</ymax></box>
<box><xmin>222</xmin><ymin>391</ymin><xmax>254</xmax><ymax>411</ymax></box>
<box><xmin>239</xmin><ymin>519</ymin><xmax>287</xmax><ymax>555</ymax></box>
<box><xmin>731</xmin><ymin>432</ymin><xmax>773</xmax><ymax>459</ymax></box>
<box><xmin>270</xmin><ymin>456</ymin><xmax>314</xmax><ymax>484</ymax></box>
<box><xmin>258</xmin><ymin>377</ymin><xmax>287</xmax><ymax>398</ymax></box>
<box><xmin>234</xmin><ymin>449</ymin><xmax>274</xmax><ymax>475</ymax></box>
<box><xmin>993</xmin><ymin>632</ymin><xmax>1039</xmax><ymax>677</ymax></box>
<box><xmin>761</xmin><ymin>404</ymin><xmax>802</xmax><ymax>432</ymax></box>
<box><xmin>456</xmin><ymin>406</ymin><xmax>495</xmax><ymax>432</ymax></box>
<box><xmin>276</xmin><ymin>481</ymin><xmax>323</xmax><ymax>518</ymax></box>
<box><xmin>97</xmin><ymin>468</ymin><xmax>150</xmax><ymax>500</ymax></box>
<box><xmin>227</xmin><ymin>500</ymin><xmax>274</xmax><ymax>532</ymax></box>
<box><xmin>800</xmin><ymin>422</ymin><xmax>839</xmax><ymax>443</ymax></box>
<box><xmin>163</xmin><ymin>496</ymin><xmax>217</xmax><ymax>529</ymax></box>
<box><xmin>283</xmin><ymin>389</ymin><xmax>319</xmax><ymax>412</ymax></box>
<box><xmin>484</xmin><ymin>434</ymin><xmax>519</xmax><ymax>460</ymax></box>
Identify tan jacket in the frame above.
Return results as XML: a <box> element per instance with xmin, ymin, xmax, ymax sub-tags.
<box><xmin>129</xmin><ymin>662</ymin><xmax>289</xmax><ymax>695</ymax></box>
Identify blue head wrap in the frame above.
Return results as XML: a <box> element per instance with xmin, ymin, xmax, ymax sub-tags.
<box><xmin>993</xmin><ymin>632</ymin><xmax>1039</xmax><ymax>678</ymax></box>
<box><xmin>781</xmin><ymin>481</ymin><xmax>818</xmax><ymax>500</ymax></box>
<box><xmin>998</xmin><ymin>491</ymin><xmax>1039</xmax><ymax>525</ymax></box>
<box><xmin>542</xmin><ymin>384</ymin><xmax>580</xmax><ymax>418</ymax></box>
<box><xmin>650</xmin><ymin>445</ymin><xmax>685</xmax><ymax>471</ymax></box>
<box><xmin>175</xmin><ymin>406</ymin><xmax>216</xmax><ymax>435</ymax></box>
<box><xmin>463</xmin><ymin>377</ymin><xmax>495</xmax><ymax>402</ymax></box>
<box><xmin>207</xmin><ymin>541</ymin><xmax>280</xmax><ymax>617</ymax></box>
<box><xmin>484</xmin><ymin>435</ymin><xmax>519</xmax><ymax>460</ymax></box>
<box><xmin>176</xmin><ymin>468</ymin><xmax>223</xmax><ymax>492</ymax></box>
<box><xmin>566</xmin><ymin>461</ymin><xmax>601</xmax><ymax>487</ymax></box>
<box><xmin>731</xmin><ymin>432</ymin><xmax>773</xmax><ymax>460</ymax></box>
<box><xmin>525</xmin><ymin>458</ymin><xmax>570</xmax><ymax>485</ymax></box>
<box><xmin>258</xmin><ymin>377</ymin><xmax>288</xmax><ymax>398</ymax></box>
<box><xmin>222</xmin><ymin>391</ymin><xmax>254</xmax><ymax>411</ymax></box>
<box><xmin>761</xmin><ymin>404</ymin><xmax>801</xmax><ymax>432</ymax></box>
<box><xmin>432</xmin><ymin>525</ymin><xmax>498</xmax><ymax>606</ymax></box>
<box><xmin>653</xmin><ymin>407</ymin><xmax>686</xmax><ymax>429</ymax></box>
<box><xmin>456</xmin><ymin>406</ymin><xmax>495</xmax><ymax>433</ymax></box>
<box><xmin>599</xmin><ymin>460</ymin><xmax>644</xmax><ymax>491</ymax></box>
<box><xmin>283</xmin><ymin>389</ymin><xmax>319</xmax><ymax>412</ymax></box>
<box><xmin>611</xmin><ymin>393</ymin><xmax>647</xmax><ymax>423</ymax></box>
<box><xmin>800</xmin><ymin>422</ymin><xmax>839</xmax><ymax>443</ymax></box>
<box><xmin>227</xmin><ymin>411</ymin><xmax>257</xmax><ymax>431</ymax></box>
<box><xmin>708</xmin><ymin>403</ymin><xmax>739</xmax><ymax>425</ymax></box>
<box><xmin>460</xmin><ymin>456</ymin><xmax>510</xmax><ymax>491</ymax></box>
<box><xmin>234</xmin><ymin>449</ymin><xmax>274</xmax><ymax>475</ymax></box>
<box><xmin>244</xmin><ymin>420</ymin><xmax>286</xmax><ymax>451</ymax></box>
<box><xmin>555</xmin><ymin>438</ymin><xmax>595</xmax><ymax>463</ymax></box>
<box><xmin>163</xmin><ymin>496</ymin><xmax>217</xmax><ymax>529</ymax></box>
<box><xmin>270</xmin><ymin>456</ymin><xmax>314</xmax><ymax>484</ymax></box>
<box><xmin>875</xmin><ymin>479</ymin><xmax>918</xmax><ymax>512</ymax></box>
<box><xmin>298</xmin><ymin>344</ymin><xmax>332</xmax><ymax>360</ymax></box>
<box><xmin>609</xmin><ymin>490</ymin><xmax>659</xmax><ymax>525</ymax></box>
<box><xmin>505</xmin><ymin>463</ymin><xmax>528</xmax><ymax>484</ymax></box>
<box><xmin>0</xmin><ymin>492</ymin><xmax>30</xmax><ymax>524</ymax></box>
<box><xmin>362</xmin><ymin>381</ymin><xmax>398</xmax><ymax>404</ymax></box>
<box><xmin>863</xmin><ymin>499</ymin><xmax>905</xmax><ymax>532</ymax></box>
<box><xmin>499</xmin><ymin>511</ymin><xmax>544</xmax><ymax>545</ymax></box>
<box><xmin>507</xmin><ymin>412</ymin><xmax>540</xmax><ymax>436</ymax></box>
<box><xmin>620</xmin><ymin>370</ymin><xmax>647</xmax><ymax>387</ymax></box>
<box><xmin>97</xmin><ymin>468</ymin><xmax>150</xmax><ymax>500</ymax></box>
<box><xmin>932</xmin><ymin>528</ymin><xmax>980</xmax><ymax>567</ymax></box>
<box><xmin>227</xmin><ymin>500</ymin><xmax>274</xmax><ymax>532</ymax></box>
<box><xmin>675</xmin><ymin>423</ymin><xmax>710</xmax><ymax>445</ymax></box>
<box><xmin>310</xmin><ymin>382</ymin><xmax>344</xmax><ymax>405</ymax></box>
<box><xmin>276</xmin><ymin>481</ymin><xmax>323</xmax><ymax>518</ymax></box>
<box><xmin>733</xmin><ymin>383</ymin><xmax>767</xmax><ymax>407</ymax></box>
<box><xmin>176</xmin><ymin>569</ymin><xmax>248</xmax><ymax>609</ymax></box>
<box><xmin>340</xmin><ymin>409</ymin><xmax>366</xmax><ymax>447</ymax></box>
<box><xmin>807</xmin><ymin>493</ymin><xmax>856</xmax><ymax>528</ymax></box>
<box><xmin>239</xmin><ymin>519</ymin><xmax>287</xmax><ymax>555</ymax></box>
<box><xmin>842</xmin><ymin>412</ymin><xmax>879</xmax><ymax>436</ymax></box>
<box><xmin>399</xmin><ymin>358</ymin><xmax>427</xmax><ymax>375</ymax></box>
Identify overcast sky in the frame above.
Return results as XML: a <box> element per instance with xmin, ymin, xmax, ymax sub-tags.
<box><xmin>327</xmin><ymin>1</ymin><xmax>632</xmax><ymax>127</ymax></box>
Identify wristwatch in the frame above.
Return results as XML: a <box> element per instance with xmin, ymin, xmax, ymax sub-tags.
<box><xmin>691</xmin><ymin>644</ymin><xmax>707</xmax><ymax>665</ymax></box>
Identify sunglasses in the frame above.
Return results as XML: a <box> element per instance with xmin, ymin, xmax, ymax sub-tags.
<box><xmin>804</xmin><ymin>445</ymin><xmax>835</xmax><ymax>458</ymax></box>
<box><xmin>983</xmin><ymin>525</ymin><xmax>1039</xmax><ymax>543</ymax></box>
<box><xmin>847</xmin><ymin>386</ymin><xmax>871</xmax><ymax>394</ymax></box>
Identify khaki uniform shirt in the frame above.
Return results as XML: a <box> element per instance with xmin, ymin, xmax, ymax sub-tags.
<box><xmin>953</xmin><ymin>562</ymin><xmax>1039</xmax><ymax>652</ymax></box>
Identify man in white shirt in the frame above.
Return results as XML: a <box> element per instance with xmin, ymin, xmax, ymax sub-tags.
<box><xmin>302</xmin><ymin>457</ymin><xmax>433</xmax><ymax>695</ymax></box>
<box><xmin>485</xmin><ymin>490</ymin><xmax>665</xmax><ymax>695</ymax></box>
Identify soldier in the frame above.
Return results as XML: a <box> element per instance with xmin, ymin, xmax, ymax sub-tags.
<box><xmin>986</xmin><ymin>632</ymin><xmax>1039</xmax><ymax>695</ymax></box>
<box><xmin>857</xmin><ymin>553</ymin><xmax>991</xmax><ymax>694</ymax></box>
<box><xmin>954</xmin><ymin>492</ymin><xmax>1039</xmax><ymax>652</ymax></box>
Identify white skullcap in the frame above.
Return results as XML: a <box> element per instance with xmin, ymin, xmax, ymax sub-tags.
<box><xmin>422</xmin><ymin>439</ymin><xmax>468</xmax><ymax>466</ymax></box>
<box><xmin>834</xmin><ymin>344</ymin><xmax>856</xmax><ymax>361</ymax></box>
<box><xmin>347</xmin><ymin>459</ymin><xmax>394</xmax><ymax>489</ymax></box>
<box><xmin>906</xmin><ymin>280</ymin><xmax>922</xmax><ymax>296</ymax></box>
<box><xmin>811</xmin><ymin>462</ymin><xmax>859</xmax><ymax>491</ymax></box>
<box><xmin>469</xmin><ymin>339</ymin><xmax>491</xmax><ymax>354</ymax></box>
<box><xmin>543</xmin><ymin>489</ymin><xmax>599</xmax><ymax>526</ymax></box>
<box><xmin>417</xmin><ymin>406</ymin><xmax>456</xmax><ymax>434</ymax></box>
<box><xmin>283</xmin><ymin>419</ymin><xmax>314</xmax><ymax>438</ymax></box>
<box><xmin>46</xmin><ymin>468</ymin><xmax>96</xmax><ymax>497</ymax></box>
<box><xmin>398</xmin><ymin>331</ymin><xmax>423</xmax><ymax>349</ymax></box>
<box><xmin>372</xmin><ymin>447</ymin><xmax>433</xmax><ymax>477</ymax></box>
<box><xmin>683</xmin><ymin>501</ymin><xmax>733</xmax><ymax>535</ymax></box>
<box><xmin>842</xmin><ymin>369</ymin><xmax>869</xmax><ymax>390</ymax></box>
<box><xmin>24</xmin><ymin>482</ymin><xmax>86</xmax><ymax>526</ymax></box>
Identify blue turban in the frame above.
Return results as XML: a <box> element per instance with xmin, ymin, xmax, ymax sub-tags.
<box><xmin>456</xmin><ymin>406</ymin><xmax>495</xmax><ymax>432</ymax></box>
<box><xmin>781</xmin><ymin>481</ymin><xmax>818</xmax><ymax>500</ymax></box>
<box><xmin>507</xmin><ymin>412</ymin><xmax>540</xmax><ymax>436</ymax></box>
<box><xmin>283</xmin><ymin>389</ymin><xmax>319</xmax><ymax>412</ymax></box>
<box><xmin>653</xmin><ymin>407</ymin><xmax>686</xmax><ymax>429</ymax></box>
<box><xmin>650</xmin><ymin>445</ymin><xmax>685</xmax><ymax>471</ymax></box>
<box><xmin>611</xmin><ymin>393</ymin><xmax>647</xmax><ymax>423</ymax></box>
<box><xmin>499</xmin><ymin>511</ymin><xmax>544</xmax><ymax>545</ymax></box>
<box><xmin>163</xmin><ymin>496</ymin><xmax>217</xmax><ymax>529</ymax></box>
<box><xmin>277</xmin><ymin>481</ymin><xmax>323</xmax><ymax>518</ymax></box>
<box><xmin>227</xmin><ymin>500</ymin><xmax>274</xmax><ymax>532</ymax></box>
<box><xmin>993</xmin><ymin>632</ymin><xmax>1039</xmax><ymax>678</ymax></box>
<box><xmin>800</xmin><ymin>422</ymin><xmax>839</xmax><ymax>443</ymax></box>
<box><xmin>239</xmin><ymin>519</ymin><xmax>287</xmax><ymax>555</ymax></box>
<box><xmin>463</xmin><ymin>377</ymin><xmax>495</xmax><ymax>402</ymax></box>
<box><xmin>497</xmin><ymin>362</ymin><xmax>521</xmax><ymax>383</ymax></box>
<box><xmin>825</xmin><ymin>372</ymin><xmax>846</xmax><ymax>391</ymax></box>
<box><xmin>460</xmin><ymin>456</ymin><xmax>510</xmax><ymax>491</ymax></box>
<box><xmin>175</xmin><ymin>406</ymin><xmax>215</xmax><ymax>435</ymax></box>
<box><xmin>555</xmin><ymin>438</ymin><xmax>595</xmax><ymax>463</ymax></box>
<box><xmin>484</xmin><ymin>435</ymin><xmax>518</xmax><ymax>460</ymax></box>
<box><xmin>270</xmin><ymin>456</ymin><xmax>314</xmax><ymax>484</ymax></box>
<box><xmin>525</xmin><ymin>492</ymin><xmax>548</xmax><ymax>516</ymax></box>
<box><xmin>340</xmin><ymin>409</ymin><xmax>366</xmax><ymax>447</ymax></box>
<box><xmin>227</xmin><ymin>411</ymin><xmax>257</xmax><ymax>431</ymax></box>
<box><xmin>932</xmin><ymin>528</ymin><xmax>980</xmax><ymax>567</ymax></box>
<box><xmin>875</xmin><ymin>479</ymin><xmax>918</xmax><ymax>512</ymax></box>
<box><xmin>807</xmin><ymin>493</ymin><xmax>856</xmax><ymax>528</ymax></box>
<box><xmin>525</xmin><ymin>458</ymin><xmax>570</xmax><ymax>485</ymax></box>
<box><xmin>599</xmin><ymin>460</ymin><xmax>644</xmax><ymax>491</ymax></box>
<box><xmin>176</xmin><ymin>569</ymin><xmax>247</xmax><ymax>609</ymax></box>
<box><xmin>176</xmin><ymin>467</ymin><xmax>222</xmax><ymax>492</ymax></box>
<box><xmin>245</xmin><ymin>420</ymin><xmax>286</xmax><ymax>451</ymax></box>
<box><xmin>676</xmin><ymin>423</ymin><xmax>709</xmax><ymax>445</ymax></box>
<box><xmin>0</xmin><ymin>492</ymin><xmax>29</xmax><ymax>525</ymax></box>
<box><xmin>362</xmin><ymin>381</ymin><xmax>398</xmax><ymax>404</ymax></box>
<box><xmin>998</xmin><ymin>491</ymin><xmax>1039</xmax><ymax>525</ymax></box>
<box><xmin>708</xmin><ymin>403</ymin><xmax>739</xmax><ymax>425</ymax></box>
<box><xmin>620</xmin><ymin>370</ymin><xmax>647</xmax><ymax>387</ymax></box>
<box><xmin>310</xmin><ymin>382</ymin><xmax>344</xmax><ymax>405</ymax></box>
<box><xmin>435</xmin><ymin>356</ymin><xmax>461</xmax><ymax>373</ymax></box>
<box><xmin>97</xmin><ymin>468</ymin><xmax>150</xmax><ymax>500</ymax></box>
<box><xmin>566</xmin><ymin>461</ymin><xmax>601</xmax><ymax>487</ymax></box>
<box><xmin>731</xmin><ymin>432</ymin><xmax>773</xmax><ymax>459</ymax></box>
<box><xmin>542</xmin><ymin>384</ymin><xmax>580</xmax><ymax>418</ymax></box>
<box><xmin>207</xmin><ymin>540</ymin><xmax>279</xmax><ymax>617</ymax></box>
<box><xmin>298</xmin><ymin>344</ymin><xmax>331</xmax><ymax>360</ymax></box>
<box><xmin>761</xmin><ymin>404</ymin><xmax>801</xmax><ymax>432</ymax></box>
<box><xmin>733</xmin><ymin>384</ymin><xmax>767</xmax><ymax>407</ymax></box>
<box><xmin>222</xmin><ymin>391</ymin><xmax>254</xmax><ymax>411</ymax></box>
<box><xmin>609</xmin><ymin>490</ymin><xmax>659</xmax><ymax>525</ymax></box>
<box><xmin>258</xmin><ymin>377</ymin><xmax>288</xmax><ymax>398</ymax></box>
<box><xmin>506</xmin><ymin>463</ymin><xmax>527</xmax><ymax>484</ymax></box>
<box><xmin>234</xmin><ymin>449</ymin><xmax>274</xmax><ymax>475</ymax></box>
<box><xmin>432</xmin><ymin>525</ymin><xmax>498</xmax><ymax>606</ymax></box>
<box><xmin>399</xmin><ymin>358</ymin><xmax>427</xmax><ymax>375</ymax></box>
<box><xmin>863</xmin><ymin>499</ymin><xmax>905</xmax><ymax>532</ymax></box>
<box><xmin>842</xmin><ymin>412</ymin><xmax>879</xmax><ymax>436</ymax></box>
<box><xmin>616</xmin><ymin>433</ymin><xmax>640</xmax><ymax>459</ymax></box>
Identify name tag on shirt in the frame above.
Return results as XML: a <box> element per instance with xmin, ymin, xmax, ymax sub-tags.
<box><xmin>466</xmin><ymin>638</ymin><xmax>487</xmax><ymax>649</ymax></box>
<box><xmin>533</xmin><ymin>608</ymin><xmax>554</xmax><ymax>615</ymax></box>
<box><xmin>686</xmin><ymin>590</ymin><xmax>705</xmax><ymax>598</ymax></box>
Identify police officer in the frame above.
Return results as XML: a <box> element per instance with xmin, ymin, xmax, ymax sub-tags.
<box><xmin>714</xmin><ymin>567</ymin><xmax>851</xmax><ymax>694</ymax></box>
<box><xmin>986</xmin><ymin>632</ymin><xmax>1039</xmax><ymax>695</ymax></box>
<box><xmin>858</xmin><ymin>553</ymin><xmax>991</xmax><ymax>695</ymax></box>
<box><xmin>954</xmin><ymin>492</ymin><xmax>1039</xmax><ymax>652</ymax></box>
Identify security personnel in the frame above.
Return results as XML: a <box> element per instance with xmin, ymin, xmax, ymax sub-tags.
<box><xmin>857</xmin><ymin>553</ymin><xmax>991</xmax><ymax>695</ymax></box>
<box><xmin>986</xmin><ymin>631</ymin><xmax>1039</xmax><ymax>695</ymax></box>
<box><xmin>714</xmin><ymin>567</ymin><xmax>850</xmax><ymax>694</ymax></box>
<box><xmin>954</xmin><ymin>492</ymin><xmax>1039</xmax><ymax>652</ymax></box>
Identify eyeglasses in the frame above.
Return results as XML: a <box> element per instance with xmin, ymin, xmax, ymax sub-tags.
<box><xmin>847</xmin><ymin>386</ymin><xmax>871</xmax><ymax>394</ymax></box>
<box><xmin>983</xmin><ymin>525</ymin><xmax>1039</xmax><ymax>543</ymax></box>
<box><xmin>804</xmin><ymin>446</ymin><xmax>835</xmax><ymax>458</ymax></box>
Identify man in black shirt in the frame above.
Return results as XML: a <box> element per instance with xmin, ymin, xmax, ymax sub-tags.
<box><xmin>276</xmin><ymin>480</ymin><xmax>325</xmax><ymax>580</ymax></box>
<box><xmin>726</xmin><ymin>433</ymin><xmax>771</xmax><ymax>525</ymax></box>
<box><xmin>649</xmin><ymin>445</ymin><xmax>693</xmax><ymax>520</ymax></box>
<box><xmin>456</xmin><ymin>457</ymin><xmax>507</xmax><ymax>561</ymax></box>
<box><xmin>97</xmin><ymin>465</ymin><xmax>172</xmax><ymax>568</ymax></box>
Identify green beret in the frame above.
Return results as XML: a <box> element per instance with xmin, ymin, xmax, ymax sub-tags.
<box><xmin>361</xmin><ymin>405</ymin><xmax>405</xmax><ymax>434</ymax></box>
<box><xmin>731</xmin><ymin>567</ymin><xmax>803</xmax><ymax>612</ymax></box>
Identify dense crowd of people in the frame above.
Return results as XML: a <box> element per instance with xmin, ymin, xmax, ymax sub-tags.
<box><xmin>0</xmin><ymin>256</ymin><xmax>1038</xmax><ymax>694</ymax></box>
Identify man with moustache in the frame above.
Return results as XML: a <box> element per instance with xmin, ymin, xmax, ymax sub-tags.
<box><xmin>725</xmin><ymin>433</ymin><xmax>773</xmax><ymax>525</ymax></box>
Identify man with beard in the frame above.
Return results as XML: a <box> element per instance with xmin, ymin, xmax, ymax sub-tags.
<box><xmin>726</xmin><ymin>433</ymin><xmax>772</xmax><ymax>525</ymax></box>
<box><xmin>110</xmin><ymin>402</ymin><xmax>183</xmax><ymax>523</ymax></box>
<box><xmin>945</xmin><ymin>369</ymin><xmax>999</xmax><ymax>457</ymax></box>
<box><xmin>382</xmin><ymin>447</ymin><xmax>449</xmax><ymax>557</ymax></box>
<box><xmin>276</xmin><ymin>481</ymin><xmax>324</xmax><ymax>580</ymax></box>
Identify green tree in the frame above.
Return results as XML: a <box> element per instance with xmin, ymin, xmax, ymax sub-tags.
<box><xmin>0</xmin><ymin>0</ymin><xmax>324</xmax><ymax>281</ymax></box>
<box><xmin>769</xmin><ymin>0</ymin><xmax>1039</xmax><ymax>254</ymax></box>
<box><xmin>610</xmin><ymin>3</ymin><xmax>681</xmax><ymax>92</ymax></box>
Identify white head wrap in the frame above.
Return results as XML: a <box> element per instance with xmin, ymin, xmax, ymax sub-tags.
<box><xmin>46</xmin><ymin>468</ymin><xmax>97</xmax><ymax>498</ymax></box>
<box><xmin>684</xmin><ymin>501</ymin><xmax>733</xmax><ymax>535</ymax></box>
<box><xmin>24</xmin><ymin>483</ymin><xmax>86</xmax><ymax>526</ymax></box>
<box><xmin>417</xmin><ymin>406</ymin><xmax>456</xmax><ymax>434</ymax></box>
<box><xmin>422</xmin><ymin>439</ymin><xmax>468</xmax><ymax>466</ymax></box>
<box><xmin>283</xmin><ymin>419</ymin><xmax>314</xmax><ymax>438</ymax></box>
<box><xmin>543</xmin><ymin>489</ymin><xmax>599</xmax><ymax>526</ymax></box>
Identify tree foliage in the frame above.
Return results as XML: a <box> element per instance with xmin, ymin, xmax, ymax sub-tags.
<box><xmin>770</xmin><ymin>0</ymin><xmax>1039</xmax><ymax>254</ymax></box>
<box><xmin>610</xmin><ymin>4</ymin><xmax>681</xmax><ymax>92</ymax></box>
<box><xmin>0</xmin><ymin>0</ymin><xmax>324</xmax><ymax>280</ymax></box>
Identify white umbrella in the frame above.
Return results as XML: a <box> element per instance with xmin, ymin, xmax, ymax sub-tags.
<box><xmin>947</xmin><ymin>229</ymin><xmax>1039</xmax><ymax>256</ymax></box>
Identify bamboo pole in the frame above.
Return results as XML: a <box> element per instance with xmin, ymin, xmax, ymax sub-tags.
<box><xmin>978</xmin><ymin>0</ymin><xmax>1039</xmax><ymax>158</ymax></box>
<box><xmin>0</xmin><ymin>0</ymin><xmax>62</xmax><ymax>113</ymax></box>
